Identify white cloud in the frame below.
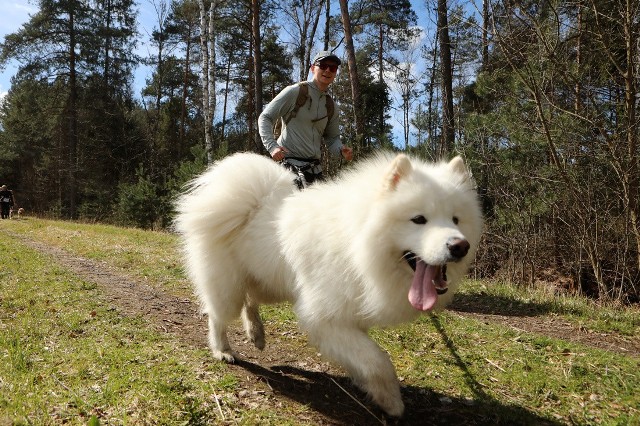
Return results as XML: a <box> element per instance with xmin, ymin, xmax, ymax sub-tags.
<box><xmin>0</xmin><ymin>1</ymin><xmax>36</xmax><ymax>34</ymax></box>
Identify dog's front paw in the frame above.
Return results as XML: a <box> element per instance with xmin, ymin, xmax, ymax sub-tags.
<box><xmin>212</xmin><ymin>349</ymin><xmax>238</xmax><ymax>363</ymax></box>
<box><xmin>365</xmin><ymin>376</ymin><xmax>404</xmax><ymax>418</ymax></box>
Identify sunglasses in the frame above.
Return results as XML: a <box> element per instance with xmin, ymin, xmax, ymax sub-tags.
<box><xmin>316</xmin><ymin>63</ymin><xmax>339</xmax><ymax>73</ymax></box>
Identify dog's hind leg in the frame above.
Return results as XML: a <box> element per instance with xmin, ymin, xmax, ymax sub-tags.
<box><xmin>307</xmin><ymin>325</ymin><xmax>405</xmax><ymax>417</ymax></box>
<box><xmin>241</xmin><ymin>297</ymin><xmax>265</xmax><ymax>350</ymax></box>
<box><xmin>195</xmin><ymin>261</ymin><xmax>246</xmax><ymax>363</ymax></box>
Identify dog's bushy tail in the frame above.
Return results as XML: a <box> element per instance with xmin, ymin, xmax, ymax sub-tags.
<box><xmin>173</xmin><ymin>153</ymin><xmax>294</xmax><ymax>243</ymax></box>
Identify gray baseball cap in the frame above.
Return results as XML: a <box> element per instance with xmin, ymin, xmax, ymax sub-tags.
<box><xmin>312</xmin><ymin>50</ymin><xmax>341</xmax><ymax>65</ymax></box>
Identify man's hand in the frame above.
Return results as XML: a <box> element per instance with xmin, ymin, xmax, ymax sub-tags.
<box><xmin>271</xmin><ymin>146</ymin><xmax>288</xmax><ymax>161</ymax></box>
<box><xmin>341</xmin><ymin>145</ymin><xmax>353</xmax><ymax>161</ymax></box>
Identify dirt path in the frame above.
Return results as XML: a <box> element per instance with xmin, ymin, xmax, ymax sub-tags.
<box><xmin>12</xmin><ymin>234</ymin><xmax>639</xmax><ymax>425</ymax></box>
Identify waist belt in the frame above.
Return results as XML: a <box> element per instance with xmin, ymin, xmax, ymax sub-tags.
<box><xmin>284</xmin><ymin>157</ymin><xmax>320</xmax><ymax>165</ymax></box>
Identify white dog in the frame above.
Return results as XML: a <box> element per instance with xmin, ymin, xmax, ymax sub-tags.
<box><xmin>174</xmin><ymin>152</ymin><xmax>482</xmax><ymax>417</ymax></box>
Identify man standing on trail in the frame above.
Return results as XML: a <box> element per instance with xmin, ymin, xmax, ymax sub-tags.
<box><xmin>258</xmin><ymin>50</ymin><xmax>353</xmax><ymax>187</ymax></box>
<box><xmin>0</xmin><ymin>185</ymin><xmax>15</xmax><ymax>219</ymax></box>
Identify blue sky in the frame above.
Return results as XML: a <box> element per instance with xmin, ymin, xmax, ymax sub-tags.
<box><xmin>0</xmin><ymin>0</ymin><xmax>37</xmax><ymax>99</ymax></box>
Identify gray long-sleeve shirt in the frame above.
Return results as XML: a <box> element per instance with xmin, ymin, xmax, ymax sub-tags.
<box><xmin>258</xmin><ymin>81</ymin><xmax>342</xmax><ymax>164</ymax></box>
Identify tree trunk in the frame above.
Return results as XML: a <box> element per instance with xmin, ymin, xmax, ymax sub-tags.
<box><xmin>67</xmin><ymin>6</ymin><xmax>78</xmax><ymax>219</ymax></box>
<box><xmin>252</xmin><ymin>0</ymin><xmax>263</xmax><ymax>152</ymax></box>
<box><xmin>338</xmin><ymin>0</ymin><xmax>365</xmax><ymax>156</ymax></box>
<box><xmin>180</xmin><ymin>36</ymin><xmax>191</xmax><ymax>157</ymax></box>
<box><xmin>207</xmin><ymin>2</ymin><xmax>216</xmax><ymax>154</ymax></box>
<box><xmin>305</xmin><ymin>4</ymin><xmax>323</xmax><ymax>73</ymax></box>
<box><xmin>482</xmin><ymin>0</ymin><xmax>489</xmax><ymax>69</ymax></box>
<box><xmin>153</xmin><ymin>0</ymin><xmax>167</xmax><ymax>121</ymax></box>
<box><xmin>198</xmin><ymin>0</ymin><xmax>213</xmax><ymax>163</ymax></box>
<box><xmin>323</xmin><ymin>0</ymin><xmax>330</xmax><ymax>50</ymax></box>
<box><xmin>574</xmin><ymin>4</ymin><xmax>582</xmax><ymax>114</ymax></box>
<box><xmin>103</xmin><ymin>0</ymin><xmax>112</xmax><ymax>91</ymax></box>
<box><xmin>427</xmin><ymin>31</ymin><xmax>439</xmax><ymax>154</ymax></box>
<box><xmin>437</xmin><ymin>0</ymin><xmax>454</xmax><ymax>156</ymax></box>
<box><xmin>247</xmin><ymin>38</ymin><xmax>255</xmax><ymax>151</ymax></box>
<box><xmin>378</xmin><ymin>23</ymin><xmax>384</xmax><ymax>138</ymax></box>
<box><xmin>221</xmin><ymin>56</ymin><xmax>231</xmax><ymax>142</ymax></box>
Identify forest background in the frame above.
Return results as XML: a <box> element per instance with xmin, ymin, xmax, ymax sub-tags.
<box><xmin>0</xmin><ymin>0</ymin><xmax>638</xmax><ymax>304</ymax></box>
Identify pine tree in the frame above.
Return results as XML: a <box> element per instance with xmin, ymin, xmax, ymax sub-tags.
<box><xmin>0</xmin><ymin>0</ymin><xmax>139</xmax><ymax>219</ymax></box>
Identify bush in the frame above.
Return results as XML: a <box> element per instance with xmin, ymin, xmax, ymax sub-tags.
<box><xmin>115</xmin><ymin>166</ymin><xmax>162</xmax><ymax>229</ymax></box>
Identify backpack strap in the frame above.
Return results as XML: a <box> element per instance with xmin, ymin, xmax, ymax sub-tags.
<box><xmin>325</xmin><ymin>92</ymin><xmax>334</xmax><ymax>121</ymax></box>
<box><xmin>283</xmin><ymin>82</ymin><xmax>309</xmax><ymax>125</ymax></box>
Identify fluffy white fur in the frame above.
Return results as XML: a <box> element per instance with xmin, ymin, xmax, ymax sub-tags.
<box><xmin>174</xmin><ymin>151</ymin><xmax>482</xmax><ymax>417</ymax></box>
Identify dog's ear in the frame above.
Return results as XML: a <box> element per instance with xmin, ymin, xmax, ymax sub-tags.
<box><xmin>448</xmin><ymin>156</ymin><xmax>470</xmax><ymax>180</ymax></box>
<box><xmin>383</xmin><ymin>154</ymin><xmax>413</xmax><ymax>191</ymax></box>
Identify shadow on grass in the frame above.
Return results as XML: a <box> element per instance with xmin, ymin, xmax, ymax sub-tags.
<box><xmin>450</xmin><ymin>292</ymin><xmax>559</xmax><ymax>317</ymax></box>
<box><xmin>237</xmin><ymin>317</ymin><xmax>562</xmax><ymax>426</ymax></box>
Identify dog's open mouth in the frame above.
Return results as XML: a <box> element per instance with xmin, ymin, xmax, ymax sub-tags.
<box><xmin>403</xmin><ymin>251</ymin><xmax>448</xmax><ymax>311</ymax></box>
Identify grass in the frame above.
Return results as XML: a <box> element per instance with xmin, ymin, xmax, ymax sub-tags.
<box><xmin>457</xmin><ymin>280</ymin><xmax>640</xmax><ymax>336</ymax></box>
<box><xmin>2</xmin><ymin>218</ymin><xmax>189</xmax><ymax>296</ymax></box>
<box><xmin>1</xmin><ymin>218</ymin><xmax>639</xmax><ymax>425</ymax></box>
<box><xmin>0</xmin><ymin>219</ymin><xmax>314</xmax><ymax>425</ymax></box>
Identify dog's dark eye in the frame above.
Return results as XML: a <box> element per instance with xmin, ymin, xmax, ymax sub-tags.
<box><xmin>411</xmin><ymin>215</ymin><xmax>427</xmax><ymax>225</ymax></box>
<box><xmin>453</xmin><ymin>216</ymin><xmax>459</xmax><ymax>225</ymax></box>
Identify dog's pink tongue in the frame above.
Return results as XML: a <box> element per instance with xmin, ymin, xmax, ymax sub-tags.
<box><xmin>408</xmin><ymin>260</ymin><xmax>438</xmax><ymax>311</ymax></box>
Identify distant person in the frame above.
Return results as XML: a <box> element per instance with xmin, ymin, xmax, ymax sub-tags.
<box><xmin>258</xmin><ymin>50</ymin><xmax>353</xmax><ymax>188</ymax></box>
<box><xmin>0</xmin><ymin>185</ymin><xmax>14</xmax><ymax>219</ymax></box>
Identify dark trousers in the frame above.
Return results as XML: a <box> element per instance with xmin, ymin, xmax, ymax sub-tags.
<box><xmin>0</xmin><ymin>204</ymin><xmax>10</xmax><ymax>219</ymax></box>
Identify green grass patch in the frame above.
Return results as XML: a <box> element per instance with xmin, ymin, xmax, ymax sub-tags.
<box><xmin>372</xmin><ymin>311</ymin><xmax>639</xmax><ymax>424</ymax></box>
<box><xmin>1</xmin><ymin>218</ymin><xmax>639</xmax><ymax>424</ymax></box>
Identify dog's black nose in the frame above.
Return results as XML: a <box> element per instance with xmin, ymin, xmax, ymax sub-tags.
<box><xmin>447</xmin><ymin>238</ymin><xmax>470</xmax><ymax>259</ymax></box>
